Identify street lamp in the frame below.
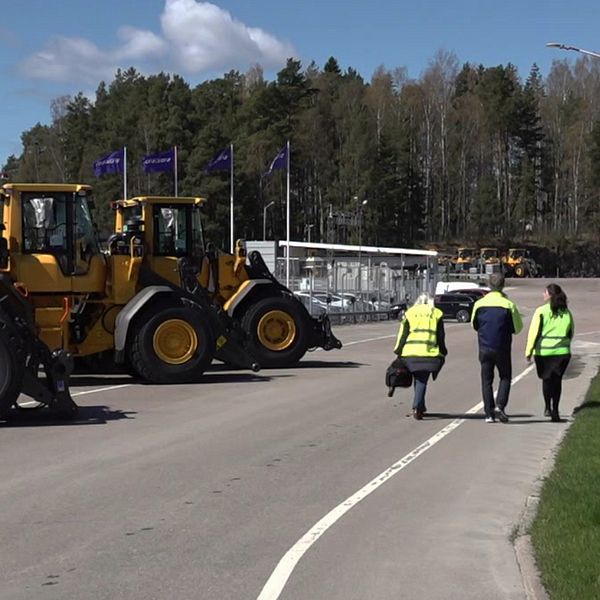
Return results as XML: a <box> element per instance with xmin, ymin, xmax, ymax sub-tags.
<box><xmin>304</xmin><ymin>223</ymin><xmax>314</xmax><ymax>242</ymax></box>
<box><xmin>546</xmin><ymin>42</ymin><xmax>600</xmax><ymax>60</ymax></box>
<box><xmin>263</xmin><ymin>201</ymin><xmax>275</xmax><ymax>241</ymax></box>
<box><xmin>356</xmin><ymin>197</ymin><xmax>368</xmax><ymax>297</ymax></box>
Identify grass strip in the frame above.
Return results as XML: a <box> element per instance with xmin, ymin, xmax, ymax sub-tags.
<box><xmin>530</xmin><ymin>371</ymin><xmax>600</xmax><ymax>599</ymax></box>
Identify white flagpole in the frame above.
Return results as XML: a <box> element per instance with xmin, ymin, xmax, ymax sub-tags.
<box><xmin>230</xmin><ymin>143</ymin><xmax>234</xmax><ymax>254</ymax></box>
<box><xmin>286</xmin><ymin>140</ymin><xmax>290</xmax><ymax>288</ymax></box>
<box><xmin>123</xmin><ymin>146</ymin><xmax>127</xmax><ymax>200</ymax></box>
<box><xmin>174</xmin><ymin>145</ymin><xmax>178</xmax><ymax>197</ymax></box>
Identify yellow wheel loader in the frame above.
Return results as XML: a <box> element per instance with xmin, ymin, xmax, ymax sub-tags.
<box><xmin>503</xmin><ymin>248</ymin><xmax>540</xmax><ymax>278</ymax></box>
<box><xmin>112</xmin><ymin>196</ymin><xmax>342</xmax><ymax>368</ymax></box>
<box><xmin>452</xmin><ymin>247</ymin><xmax>476</xmax><ymax>272</ymax></box>
<box><xmin>0</xmin><ymin>183</ymin><xmax>259</xmax><ymax>417</ymax></box>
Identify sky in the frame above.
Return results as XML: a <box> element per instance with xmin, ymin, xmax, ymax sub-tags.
<box><xmin>2</xmin><ymin>0</ymin><xmax>600</xmax><ymax>165</ymax></box>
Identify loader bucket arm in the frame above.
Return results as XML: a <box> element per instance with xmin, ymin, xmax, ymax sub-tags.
<box><xmin>138</xmin><ymin>261</ymin><xmax>260</xmax><ymax>372</ymax></box>
<box><xmin>0</xmin><ymin>275</ymin><xmax>77</xmax><ymax>418</ymax></box>
<box><xmin>246</xmin><ymin>250</ymin><xmax>343</xmax><ymax>352</ymax></box>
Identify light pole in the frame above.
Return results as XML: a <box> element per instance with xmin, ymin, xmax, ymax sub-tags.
<box><xmin>356</xmin><ymin>197</ymin><xmax>368</xmax><ymax>297</ymax></box>
<box><xmin>304</xmin><ymin>223</ymin><xmax>314</xmax><ymax>242</ymax></box>
<box><xmin>546</xmin><ymin>42</ymin><xmax>600</xmax><ymax>60</ymax></box>
<box><xmin>263</xmin><ymin>201</ymin><xmax>275</xmax><ymax>241</ymax></box>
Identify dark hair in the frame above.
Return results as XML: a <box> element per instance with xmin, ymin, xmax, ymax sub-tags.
<box><xmin>547</xmin><ymin>283</ymin><xmax>568</xmax><ymax>316</ymax></box>
<box><xmin>488</xmin><ymin>272</ymin><xmax>505</xmax><ymax>292</ymax></box>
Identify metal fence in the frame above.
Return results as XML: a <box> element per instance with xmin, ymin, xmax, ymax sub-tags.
<box><xmin>274</xmin><ymin>256</ymin><xmax>436</xmax><ymax>324</ymax></box>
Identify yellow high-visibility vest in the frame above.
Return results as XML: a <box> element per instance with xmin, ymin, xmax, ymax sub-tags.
<box><xmin>526</xmin><ymin>303</ymin><xmax>573</xmax><ymax>357</ymax></box>
<box><xmin>395</xmin><ymin>305</ymin><xmax>443</xmax><ymax>358</ymax></box>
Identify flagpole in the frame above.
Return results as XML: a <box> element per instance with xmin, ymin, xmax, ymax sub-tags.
<box><xmin>174</xmin><ymin>145</ymin><xmax>178</xmax><ymax>197</ymax></box>
<box><xmin>286</xmin><ymin>139</ymin><xmax>290</xmax><ymax>288</ymax></box>
<box><xmin>123</xmin><ymin>146</ymin><xmax>127</xmax><ymax>200</ymax></box>
<box><xmin>230</xmin><ymin>143</ymin><xmax>234</xmax><ymax>254</ymax></box>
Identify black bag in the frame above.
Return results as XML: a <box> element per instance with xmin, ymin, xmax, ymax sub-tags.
<box><xmin>385</xmin><ymin>357</ymin><xmax>413</xmax><ymax>397</ymax></box>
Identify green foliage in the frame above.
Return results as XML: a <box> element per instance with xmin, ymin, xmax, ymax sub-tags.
<box><xmin>531</xmin><ymin>371</ymin><xmax>600</xmax><ymax>600</ymax></box>
<box><xmin>4</xmin><ymin>53</ymin><xmax>600</xmax><ymax>246</ymax></box>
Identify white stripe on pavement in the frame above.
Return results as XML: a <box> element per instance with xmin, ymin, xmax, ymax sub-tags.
<box><xmin>256</xmin><ymin>364</ymin><xmax>536</xmax><ymax>600</ymax></box>
<box><xmin>72</xmin><ymin>384</ymin><xmax>132</xmax><ymax>397</ymax></box>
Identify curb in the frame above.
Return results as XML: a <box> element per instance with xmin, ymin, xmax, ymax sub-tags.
<box><xmin>512</xmin><ymin>430</ymin><xmax>568</xmax><ymax>600</ymax></box>
<box><xmin>512</xmin><ymin>351</ymin><xmax>599</xmax><ymax>600</ymax></box>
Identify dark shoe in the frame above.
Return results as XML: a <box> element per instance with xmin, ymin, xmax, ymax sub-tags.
<box><xmin>551</xmin><ymin>413</ymin><xmax>560</xmax><ymax>422</ymax></box>
<box><xmin>413</xmin><ymin>409</ymin><xmax>424</xmax><ymax>420</ymax></box>
<box><xmin>544</xmin><ymin>408</ymin><xmax>551</xmax><ymax>417</ymax></box>
<box><xmin>387</xmin><ymin>386</ymin><xmax>394</xmax><ymax>398</ymax></box>
<box><xmin>495</xmin><ymin>407</ymin><xmax>509</xmax><ymax>423</ymax></box>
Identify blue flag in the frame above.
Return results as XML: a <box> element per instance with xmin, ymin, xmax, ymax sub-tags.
<box><xmin>264</xmin><ymin>144</ymin><xmax>288</xmax><ymax>177</ymax></box>
<box><xmin>93</xmin><ymin>149</ymin><xmax>124</xmax><ymax>176</ymax></box>
<box><xmin>142</xmin><ymin>148</ymin><xmax>175</xmax><ymax>173</ymax></box>
<box><xmin>205</xmin><ymin>146</ymin><xmax>232</xmax><ymax>172</ymax></box>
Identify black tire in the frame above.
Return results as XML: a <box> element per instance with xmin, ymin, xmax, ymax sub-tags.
<box><xmin>241</xmin><ymin>295</ymin><xmax>309</xmax><ymax>368</ymax></box>
<box><xmin>514</xmin><ymin>264</ymin><xmax>526</xmax><ymax>278</ymax></box>
<box><xmin>456</xmin><ymin>309</ymin><xmax>470</xmax><ymax>323</ymax></box>
<box><xmin>128</xmin><ymin>304</ymin><xmax>214</xmax><ymax>384</ymax></box>
<box><xmin>0</xmin><ymin>326</ymin><xmax>24</xmax><ymax>419</ymax></box>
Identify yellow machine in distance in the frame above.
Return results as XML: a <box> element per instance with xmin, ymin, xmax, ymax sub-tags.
<box><xmin>112</xmin><ymin>195</ymin><xmax>341</xmax><ymax>368</ymax></box>
<box><xmin>453</xmin><ymin>247</ymin><xmax>476</xmax><ymax>271</ymax></box>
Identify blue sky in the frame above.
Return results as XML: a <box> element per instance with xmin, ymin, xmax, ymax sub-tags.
<box><xmin>2</xmin><ymin>0</ymin><xmax>600</xmax><ymax>165</ymax></box>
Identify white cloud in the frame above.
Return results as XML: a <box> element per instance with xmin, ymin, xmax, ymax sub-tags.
<box><xmin>161</xmin><ymin>0</ymin><xmax>294</xmax><ymax>72</ymax></box>
<box><xmin>19</xmin><ymin>36</ymin><xmax>116</xmax><ymax>84</ymax></box>
<box><xmin>18</xmin><ymin>0</ymin><xmax>295</xmax><ymax>84</ymax></box>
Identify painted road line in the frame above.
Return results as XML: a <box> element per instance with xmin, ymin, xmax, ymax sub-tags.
<box><xmin>72</xmin><ymin>384</ymin><xmax>132</xmax><ymax>397</ymax></box>
<box><xmin>256</xmin><ymin>364</ymin><xmax>536</xmax><ymax>600</ymax></box>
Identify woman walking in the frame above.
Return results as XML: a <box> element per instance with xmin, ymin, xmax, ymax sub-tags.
<box><xmin>393</xmin><ymin>293</ymin><xmax>447</xmax><ymax>420</ymax></box>
<box><xmin>525</xmin><ymin>283</ymin><xmax>574</xmax><ymax>422</ymax></box>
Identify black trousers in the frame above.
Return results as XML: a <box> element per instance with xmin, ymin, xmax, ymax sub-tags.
<box><xmin>542</xmin><ymin>376</ymin><xmax>562</xmax><ymax>417</ymax></box>
<box><xmin>479</xmin><ymin>347</ymin><xmax>512</xmax><ymax>417</ymax></box>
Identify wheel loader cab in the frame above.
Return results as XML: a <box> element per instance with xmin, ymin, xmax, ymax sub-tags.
<box><xmin>113</xmin><ymin>196</ymin><xmax>249</xmax><ymax>302</ymax></box>
<box><xmin>1</xmin><ymin>184</ymin><xmax>106</xmax><ymax>295</ymax></box>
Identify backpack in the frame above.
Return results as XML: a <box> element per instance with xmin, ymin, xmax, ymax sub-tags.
<box><xmin>385</xmin><ymin>357</ymin><xmax>413</xmax><ymax>397</ymax></box>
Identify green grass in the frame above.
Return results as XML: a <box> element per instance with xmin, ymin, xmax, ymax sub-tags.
<box><xmin>531</xmin><ymin>372</ymin><xmax>600</xmax><ymax>599</ymax></box>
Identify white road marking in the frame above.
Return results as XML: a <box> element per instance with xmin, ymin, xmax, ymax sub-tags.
<box><xmin>72</xmin><ymin>384</ymin><xmax>132</xmax><ymax>397</ymax></box>
<box><xmin>256</xmin><ymin>364</ymin><xmax>536</xmax><ymax>600</ymax></box>
<box><xmin>576</xmin><ymin>330</ymin><xmax>600</xmax><ymax>337</ymax></box>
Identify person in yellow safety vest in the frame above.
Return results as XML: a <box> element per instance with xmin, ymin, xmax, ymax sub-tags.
<box><xmin>393</xmin><ymin>293</ymin><xmax>447</xmax><ymax>420</ymax></box>
<box><xmin>526</xmin><ymin>283</ymin><xmax>574</xmax><ymax>422</ymax></box>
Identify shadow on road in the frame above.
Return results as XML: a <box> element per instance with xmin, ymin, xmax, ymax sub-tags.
<box><xmin>289</xmin><ymin>360</ymin><xmax>363</xmax><ymax>369</ymax></box>
<box><xmin>573</xmin><ymin>400</ymin><xmax>600</xmax><ymax>414</ymax></box>
<box><xmin>424</xmin><ymin>412</ymin><xmax>535</xmax><ymax>421</ymax></box>
<box><xmin>1</xmin><ymin>405</ymin><xmax>136</xmax><ymax>427</ymax></box>
<box><xmin>564</xmin><ymin>356</ymin><xmax>585</xmax><ymax>379</ymax></box>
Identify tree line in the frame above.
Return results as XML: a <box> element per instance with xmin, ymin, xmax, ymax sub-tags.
<box><xmin>4</xmin><ymin>51</ymin><xmax>600</xmax><ymax>249</ymax></box>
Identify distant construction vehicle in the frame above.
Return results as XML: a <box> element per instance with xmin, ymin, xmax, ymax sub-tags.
<box><xmin>503</xmin><ymin>248</ymin><xmax>541</xmax><ymax>278</ymax></box>
<box><xmin>452</xmin><ymin>247</ymin><xmax>476</xmax><ymax>271</ymax></box>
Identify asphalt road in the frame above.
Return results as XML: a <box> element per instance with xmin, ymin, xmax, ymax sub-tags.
<box><xmin>1</xmin><ymin>279</ymin><xmax>599</xmax><ymax>600</ymax></box>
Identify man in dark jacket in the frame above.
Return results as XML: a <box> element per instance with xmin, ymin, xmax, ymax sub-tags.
<box><xmin>471</xmin><ymin>273</ymin><xmax>523</xmax><ymax>423</ymax></box>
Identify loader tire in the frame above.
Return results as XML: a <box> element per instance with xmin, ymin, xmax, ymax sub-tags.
<box><xmin>128</xmin><ymin>305</ymin><xmax>214</xmax><ymax>384</ymax></box>
<box><xmin>514</xmin><ymin>265</ymin><xmax>527</xmax><ymax>278</ymax></box>
<box><xmin>0</xmin><ymin>326</ymin><xmax>23</xmax><ymax>419</ymax></box>
<box><xmin>241</xmin><ymin>295</ymin><xmax>309</xmax><ymax>368</ymax></box>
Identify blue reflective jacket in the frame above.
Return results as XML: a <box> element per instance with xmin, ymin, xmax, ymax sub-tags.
<box><xmin>471</xmin><ymin>291</ymin><xmax>523</xmax><ymax>351</ymax></box>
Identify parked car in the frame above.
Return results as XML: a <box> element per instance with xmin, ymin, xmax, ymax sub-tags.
<box><xmin>294</xmin><ymin>292</ymin><xmax>341</xmax><ymax>315</ymax></box>
<box><xmin>452</xmin><ymin>288</ymin><xmax>489</xmax><ymax>301</ymax></box>
<box><xmin>434</xmin><ymin>293</ymin><xmax>475</xmax><ymax>322</ymax></box>
<box><xmin>388</xmin><ymin>301</ymin><xmax>408</xmax><ymax>320</ymax></box>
